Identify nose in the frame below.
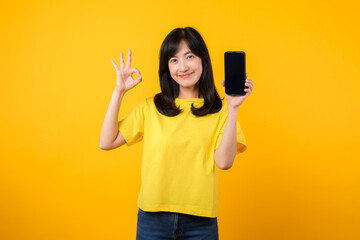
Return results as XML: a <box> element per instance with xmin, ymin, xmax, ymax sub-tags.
<box><xmin>179</xmin><ymin>59</ymin><xmax>189</xmax><ymax>72</ymax></box>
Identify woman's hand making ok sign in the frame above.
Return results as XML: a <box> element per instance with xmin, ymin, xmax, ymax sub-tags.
<box><xmin>111</xmin><ymin>50</ymin><xmax>142</xmax><ymax>94</ymax></box>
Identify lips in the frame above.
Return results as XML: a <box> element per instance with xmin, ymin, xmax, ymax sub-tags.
<box><xmin>179</xmin><ymin>72</ymin><xmax>193</xmax><ymax>78</ymax></box>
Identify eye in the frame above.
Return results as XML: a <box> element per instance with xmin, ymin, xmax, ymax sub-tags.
<box><xmin>169</xmin><ymin>58</ymin><xmax>177</xmax><ymax>63</ymax></box>
<box><xmin>187</xmin><ymin>55</ymin><xmax>195</xmax><ymax>59</ymax></box>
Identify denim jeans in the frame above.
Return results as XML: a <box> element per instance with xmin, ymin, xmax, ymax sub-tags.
<box><xmin>136</xmin><ymin>208</ymin><xmax>219</xmax><ymax>240</ymax></box>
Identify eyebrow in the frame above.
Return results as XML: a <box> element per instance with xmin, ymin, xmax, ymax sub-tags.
<box><xmin>172</xmin><ymin>51</ymin><xmax>193</xmax><ymax>58</ymax></box>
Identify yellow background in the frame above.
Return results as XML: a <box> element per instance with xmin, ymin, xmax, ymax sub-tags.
<box><xmin>1</xmin><ymin>0</ymin><xmax>359</xmax><ymax>239</ymax></box>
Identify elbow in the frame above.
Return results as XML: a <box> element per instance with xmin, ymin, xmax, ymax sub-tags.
<box><xmin>215</xmin><ymin>151</ymin><xmax>234</xmax><ymax>170</ymax></box>
<box><xmin>217</xmin><ymin>162</ymin><xmax>233</xmax><ymax>170</ymax></box>
<box><xmin>99</xmin><ymin>144</ymin><xmax>109</xmax><ymax>151</ymax></box>
<box><xmin>215</xmin><ymin>157</ymin><xmax>233</xmax><ymax>170</ymax></box>
<box><xmin>99</xmin><ymin>141</ymin><xmax>111</xmax><ymax>150</ymax></box>
<box><xmin>223</xmin><ymin>164</ymin><xmax>233</xmax><ymax>170</ymax></box>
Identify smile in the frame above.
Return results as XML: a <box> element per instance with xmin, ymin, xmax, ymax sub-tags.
<box><xmin>179</xmin><ymin>73</ymin><xmax>193</xmax><ymax>78</ymax></box>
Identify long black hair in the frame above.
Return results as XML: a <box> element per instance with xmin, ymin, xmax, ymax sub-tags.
<box><xmin>154</xmin><ymin>27</ymin><xmax>223</xmax><ymax>117</ymax></box>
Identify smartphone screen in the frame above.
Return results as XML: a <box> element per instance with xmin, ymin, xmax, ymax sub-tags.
<box><xmin>224</xmin><ymin>51</ymin><xmax>246</xmax><ymax>95</ymax></box>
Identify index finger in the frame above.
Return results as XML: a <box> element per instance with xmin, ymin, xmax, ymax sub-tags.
<box><xmin>125</xmin><ymin>50</ymin><xmax>132</xmax><ymax>69</ymax></box>
<box><xmin>120</xmin><ymin>52</ymin><xmax>125</xmax><ymax>69</ymax></box>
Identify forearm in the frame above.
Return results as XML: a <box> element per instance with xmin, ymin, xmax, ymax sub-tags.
<box><xmin>214</xmin><ymin>106</ymin><xmax>239</xmax><ymax>169</ymax></box>
<box><xmin>99</xmin><ymin>88</ymin><xmax>125</xmax><ymax>148</ymax></box>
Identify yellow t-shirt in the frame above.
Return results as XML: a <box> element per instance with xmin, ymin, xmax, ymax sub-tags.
<box><xmin>118</xmin><ymin>96</ymin><xmax>247</xmax><ymax>218</ymax></box>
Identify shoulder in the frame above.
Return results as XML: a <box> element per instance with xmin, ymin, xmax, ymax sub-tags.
<box><xmin>145</xmin><ymin>95</ymin><xmax>155</xmax><ymax>103</ymax></box>
<box><xmin>133</xmin><ymin>96</ymin><xmax>156</xmax><ymax>112</ymax></box>
<box><xmin>215</xmin><ymin>98</ymin><xmax>231</xmax><ymax>121</ymax></box>
<box><xmin>220</xmin><ymin>98</ymin><xmax>227</xmax><ymax>107</ymax></box>
<box><xmin>135</xmin><ymin>96</ymin><xmax>155</xmax><ymax>106</ymax></box>
<box><xmin>219</xmin><ymin>98</ymin><xmax>228</xmax><ymax>114</ymax></box>
<box><xmin>143</xmin><ymin>96</ymin><xmax>156</xmax><ymax>108</ymax></box>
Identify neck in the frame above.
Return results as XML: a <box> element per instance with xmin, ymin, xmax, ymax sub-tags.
<box><xmin>177</xmin><ymin>85</ymin><xmax>202</xmax><ymax>99</ymax></box>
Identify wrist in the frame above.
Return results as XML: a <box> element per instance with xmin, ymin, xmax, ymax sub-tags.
<box><xmin>114</xmin><ymin>87</ymin><xmax>126</xmax><ymax>96</ymax></box>
<box><xmin>227</xmin><ymin>104</ymin><xmax>239</xmax><ymax>114</ymax></box>
<box><xmin>113</xmin><ymin>88</ymin><xmax>126</xmax><ymax>100</ymax></box>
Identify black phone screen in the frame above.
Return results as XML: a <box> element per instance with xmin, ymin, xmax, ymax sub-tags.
<box><xmin>224</xmin><ymin>51</ymin><xmax>246</xmax><ymax>95</ymax></box>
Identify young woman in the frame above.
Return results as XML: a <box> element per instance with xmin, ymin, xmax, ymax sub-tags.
<box><xmin>99</xmin><ymin>27</ymin><xmax>254</xmax><ymax>240</ymax></box>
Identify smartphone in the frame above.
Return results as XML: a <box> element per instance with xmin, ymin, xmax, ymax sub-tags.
<box><xmin>224</xmin><ymin>51</ymin><xmax>246</xmax><ymax>95</ymax></box>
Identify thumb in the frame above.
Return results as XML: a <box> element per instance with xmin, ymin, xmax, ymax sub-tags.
<box><xmin>134</xmin><ymin>75</ymin><xmax>142</xmax><ymax>86</ymax></box>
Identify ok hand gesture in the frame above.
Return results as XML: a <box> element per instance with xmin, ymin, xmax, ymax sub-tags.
<box><xmin>111</xmin><ymin>50</ymin><xmax>142</xmax><ymax>94</ymax></box>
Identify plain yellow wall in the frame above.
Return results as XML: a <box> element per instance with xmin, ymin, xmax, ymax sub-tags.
<box><xmin>1</xmin><ymin>0</ymin><xmax>359</xmax><ymax>239</ymax></box>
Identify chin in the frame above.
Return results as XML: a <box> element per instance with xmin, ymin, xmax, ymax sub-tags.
<box><xmin>178</xmin><ymin>82</ymin><xmax>198</xmax><ymax>88</ymax></box>
<box><xmin>177</xmin><ymin>78</ymin><xmax>199</xmax><ymax>85</ymax></box>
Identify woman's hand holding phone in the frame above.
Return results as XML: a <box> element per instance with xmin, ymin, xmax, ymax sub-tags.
<box><xmin>221</xmin><ymin>73</ymin><xmax>254</xmax><ymax>110</ymax></box>
<box><xmin>111</xmin><ymin>50</ymin><xmax>142</xmax><ymax>94</ymax></box>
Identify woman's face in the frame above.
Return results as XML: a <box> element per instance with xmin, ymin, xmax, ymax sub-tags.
<box><xmin>168</xmin><ymin>40</ymin><xmax>203</xmax><ymax>91</ymax></box>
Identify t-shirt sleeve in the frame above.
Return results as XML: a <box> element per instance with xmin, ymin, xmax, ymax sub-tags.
<box><xmin>235</xmin><ymin>120</ymin><xmax>247</xmax><ymax>153</ymax></box>
<box><xmin>118</xmin><ymin>99</ymin><xmax>146</xmax><ymax>146</ymax></box>
<box><xmin>215</xmin><ymin>110</ymin><xmax>247</xmax><ymax>154</ymax></box>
